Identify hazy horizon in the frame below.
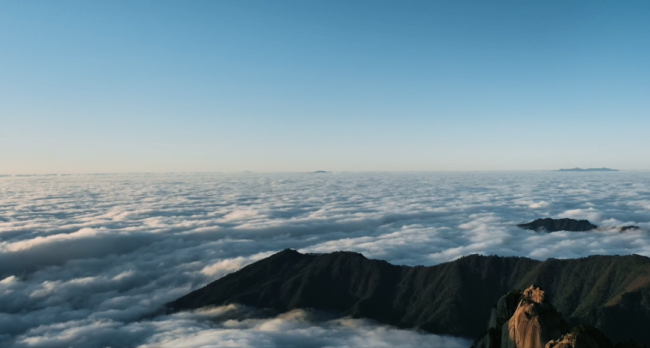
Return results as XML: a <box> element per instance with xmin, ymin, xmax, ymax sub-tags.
<box><xmin>0</xmin><ymin>168</ymin><xmax>644</xmax><ymax>176</ymax></box>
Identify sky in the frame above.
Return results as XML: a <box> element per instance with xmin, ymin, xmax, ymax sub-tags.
<box><xmin>1</xmin><ymin>1</ymin><xmax>650</xmax><ymax>173</ymax></box>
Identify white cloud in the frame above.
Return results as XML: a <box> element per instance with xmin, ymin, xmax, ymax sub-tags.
<box><xmin>0</xmin><ymin>172</ymin><xmax>649</xmax><ymax>347</ymax></box>
<box><xmin>529</xmin><ymin>201</ymin><xmax>549</xmax><ymax>209</ymax></box>
<box><xmin>136</xmin><ymin>307</ymin><xmax>472</xmax><ymax>348</ymax></box>
<box><xmin>200</xmin><ymin>252</ymin><xmax>273</xmax><ymax>277</ymax></box>
<box><xmin>559</xmin><ymin>208</ymin><xmax>602</xmax><ymax>222</ymax></box>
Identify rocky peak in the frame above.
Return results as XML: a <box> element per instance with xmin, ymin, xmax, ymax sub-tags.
<box><xmin>473</xmin><ymin>285</ymin><xmax>569</xmax><ymax>348</ymax></box>
<box><xmin>473</xmin><ymin>285</ymin><xmax>633</xmax><ymax>348</ymax></box>
<box><xmin>503</xmin><ymin>285</ymin><xmax>568</xmax><ymax>348</ymax></box>
<box><xmin>522</xmin><ymin>285</ymin><xmax>548</xmax><ymax>304</ymax></box>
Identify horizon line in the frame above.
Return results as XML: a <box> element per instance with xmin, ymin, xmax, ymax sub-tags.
<box><xmin>1</xmin><ymin>169</ymin><xmax>644</xmax><ymax>176</ymax></box>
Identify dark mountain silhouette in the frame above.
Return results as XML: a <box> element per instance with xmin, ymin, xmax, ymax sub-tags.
<box><xmin>558</xmin><ymin>168</ymin><xmax>619</xmax><ymax>172</ymax></box>
<box><xmin>517</xmin><ymin>218</ymin><xmax>598</xmax><ymax>232</ymax></box>
<box><xmin>168</xmin><ymin>250</ymin><xmax>650</xmax><ymax>346</ymax></box>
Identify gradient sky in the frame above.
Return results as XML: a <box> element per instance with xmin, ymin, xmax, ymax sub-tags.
<box><xmin>1</xmin><ymin>1</ymin><xmax>649</xmax><ymax>173</ymax></box>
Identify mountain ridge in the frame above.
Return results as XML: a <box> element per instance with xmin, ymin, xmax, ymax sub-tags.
<box><xmin>168</xmin><ymin>250</ymin><xmax>650</xmax><ymax>345</ymax></box>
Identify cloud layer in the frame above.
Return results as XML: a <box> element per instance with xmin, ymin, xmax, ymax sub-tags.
<box><xmin>1</xmin><ymin>171</ymin><xmax>649</xmax><ymax>347</ymax></box>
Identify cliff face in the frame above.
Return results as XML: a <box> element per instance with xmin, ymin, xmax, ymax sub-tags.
<box><xmin>168</xmin><ymin>250</ymin><xmax>650</xmax><ymax>346</ymax></box>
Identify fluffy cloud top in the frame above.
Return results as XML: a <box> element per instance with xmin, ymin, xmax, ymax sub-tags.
<box><xmin>0</xmin><ymin>172</ymin><xmax>649</xmax><ymax>347</ymax></box>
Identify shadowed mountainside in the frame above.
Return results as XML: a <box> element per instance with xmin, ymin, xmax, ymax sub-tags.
<box><xmin>168</xmin><ymin>250</ymin><xmax>650</xmax><ymax>345</ymax></box>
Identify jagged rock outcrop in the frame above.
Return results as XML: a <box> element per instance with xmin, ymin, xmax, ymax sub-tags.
<box><xmin>502</xmin><ymin>285</ymin><xmax>569</xmax><ymax>348</ymax></box>
<box><xmin>517</xmin><ymin>218</ymin><xmax>598</xmax><ymax>232</ymax></box>
<box><xmin>475</xmin><ymin>288</ymin><xmax>617</xmax><ymax>348</ymax></box>
<box><xmin>546</xmin><ymin>326</ymin><xmax>613</xmax><ymax>348</ymax></box>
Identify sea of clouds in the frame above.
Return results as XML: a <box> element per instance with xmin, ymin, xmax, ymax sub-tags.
<box><xmin>1</xmin><ymin>171</ymin><xmax>649</xmax><ymax>347</ymax></box>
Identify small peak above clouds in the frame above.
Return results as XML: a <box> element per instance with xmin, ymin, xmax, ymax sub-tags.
<box><xmin>517</xmin><ymin>218</ymin><xmax>598</xmax><ymax>232</ymax></box>
<box><xmin>557</xmin><ymin>168</ymin><xmax>619</xmax><ymax>172</ymax></box>
<box><xmin>517</xmin><ymin>218</ymin><xmax>645</xmax><ymax>233</ymax></box>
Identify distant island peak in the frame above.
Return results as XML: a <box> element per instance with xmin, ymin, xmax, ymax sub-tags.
<box><xmin>557</xmin><ymin>167</ymin><xmax>619</xmax><ymax>172</ymax></box>
<box><xmin>517</xmin><ymin>218</ymin><xmax>598</xmax><ymax>232</ymax></box>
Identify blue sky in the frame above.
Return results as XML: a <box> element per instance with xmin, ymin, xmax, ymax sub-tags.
<box><xmin>1</xmin><ymin>1</ymin><xmax>649</xmax><ymax>173</ymax></box>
